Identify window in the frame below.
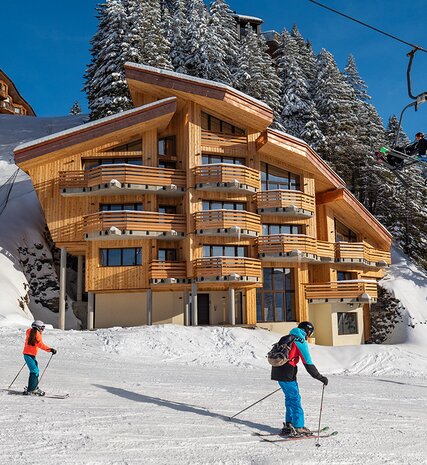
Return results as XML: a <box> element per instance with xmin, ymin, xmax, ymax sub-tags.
<box><xmin>201</xmin><ymin>112</ymin><xmax>245</xmax><ymax>135</ymax></box>
<box><xmin>261</xmin><ymin>162</ymin><xmax>300</xmax><ymax>191</ymax></box>
<box><xmin>101</xmin><ymin>203</ymin><xmax>143</xmax><ymax>211</ymax></box>
<box><xmin>100</xmin><ymin>248</ymin><xmax>142</xmax><ymax>266</ymax></box>
<box><xmin>158</xmin><ymin>136</ymin><xmax>176</xmax><ymax>157</ymax></box>
<box><xmin>158</xmin><ymin>160</ymin><xmax>177</xmax><ymax>169</ymax></box>
<box><xmin>337</xmin><ymin>312</ymin><xmax>358</xmax><ymax>335</ymax></box>
<box><xmin>256</xmin><ymin>268</ymin><xmax>295</xmax><ymax>322</ymax></box>
<box><xmin>335</xmin><ymin>219</ymin><xmax>358</xmax><ymax>242</ymax></box>
<box><xmin>202</xmin><ymin>200</ymin><xmax>246</xmax><ymax>211</ymax></box>
<box><xmin>83</xmin><ymin>157</ymin><xmax>142</xmax><ymax>170</ymax></box>
<box><xmin>108</xmin><ymin>140</ymin><xmax>142</xmax><ymax>152</ymax></box>
<box><xmin>262</xmin><ymin>224</ymin><xmax>303</xmax><ymax>235</ymax></box>
<box><xmin>202</xmin><ymin>154</ymin><xmax>245</xmax><ymax>165</ymax></box>
<box><xmin>337</xmin><ymin>271</ymin><xmax>356</xmax><ymax>281</ymax></box>
<box><xmin>203</xmin><ymin>245</ymin><xmax>247</xmax><ymax>257</ymax></box>
<box><xmin>158</xmin><ymin>248</ymin><xmax>177</xmax><ymax>261</ymax></box>
<box><xmin>159</xmin><ymin>205</ymin><xmax>177</xmax><ymax>214</ymax></box>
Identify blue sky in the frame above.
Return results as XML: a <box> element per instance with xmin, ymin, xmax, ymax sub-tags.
<box><xmin>2</xmin><ymin>0</ymin><xmax>427</xmax><ymax>139</ymax></box>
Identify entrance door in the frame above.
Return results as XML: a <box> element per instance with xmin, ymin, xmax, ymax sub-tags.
<box><xmin>197</xmin><ymin>293</ymin><xmax>210</xmax><ymax>325</ymax></box>
<box><xmin>235</xmin><ymin>291</ymin><xmax>243</xmax><ymax>325</ymax></box>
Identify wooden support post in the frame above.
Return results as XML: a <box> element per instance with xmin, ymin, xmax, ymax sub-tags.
<box><xmin>59</xmin><ymin>247</ymin><xmax>67</xmax><ymax>330</ymax></box>
<box><xmin>87</xmin><ymin>292</ymin><xmax>94</xmax><ymax>330</ymax></box>
<box><xmin>184</xmin><ymin>291</ymin><xmax>190</xmax><ymax>326</ymax></box>
<box><xmin>77</xmin><ymin>255</ymin><xmax>83</xmax><ymax>302</ymax></box>
<box><xmin>191</xmin><ymin>283</ymin><xmax>198</xmax><ymax>326</ymax></box>
<box><xmin>147</xmin><ymin>289</ymin><xmax>153</xmax><ymax>326</ymax></box>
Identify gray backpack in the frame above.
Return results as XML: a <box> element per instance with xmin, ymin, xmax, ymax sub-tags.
<box><xmin>267</xmin><ymin>335</ymin><xmax>296</xmax><ymax>367</ymax></box>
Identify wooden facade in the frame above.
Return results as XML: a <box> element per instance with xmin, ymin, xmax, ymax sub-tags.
<box><xmin>14</xmin><ymin>64</ymin><xmax>392</xmax><ymax>345</ymax></box>
<box><xmin>0</xmin><ymin>69</ymin><xmax>35</xmax><ymax>116</ymax></box>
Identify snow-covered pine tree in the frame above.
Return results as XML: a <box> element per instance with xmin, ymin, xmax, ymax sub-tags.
<box><xmin>385</xmin><ymin>115</ymin><xmax>410</xmax><ymax>148</ymax></box>
<box><xmin>234</xmin><ymin>25</ymin><xmax>281</xmax><ymax>123</ymax></box>
<box><xmin>69</xmin><ymin>101</ymin><xmax>82</xmax><ymax>115</ymax></box>
<box><xmin>124</xmin><ymin>0</ymin><xmax>172</xmax><ymax>70</ymax></box>
<box><xmin>207</xmin><ymin>0</ymin><xmax>239</xmax><ymax>85</ymax></box>
<box><xmin>167</xmin><ymin>0</ymin><xmax>189</xmax><ymax>73</ymax></box>
<box><xmin>343</xmin><ymin>55</ymin><xmax>370</xmax><ymax>102</ymax></box>
<box><xmin>312</xmin><ymin>48</ymin><xmax>359</xmax><ymax>181</ymax></box>
<box><xmin>84</xmin><ymin>0</ymin><xmax>133</xmax><ymax>120</ymax></box>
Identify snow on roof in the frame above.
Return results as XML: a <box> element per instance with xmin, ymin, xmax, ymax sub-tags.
<box><xmin>231</xmin><ymin>13</ymin><xmax>264</xmax><ymax>24</ymax></box>
<box><xmin>125</xmin><ymin>63</ymin><xmax>272</xmax><ymax>112</ymax></box>
<box><xmin>14</xmin><ymin>98</ymin><xmax>176</xmax><ymax>153</ymax></box>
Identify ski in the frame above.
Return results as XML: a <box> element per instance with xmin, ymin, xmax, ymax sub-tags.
<box><xmin>253</xmin><ymin>426</ymin><xmax>329</xmax><ymax>437</ymax></box>
<box><xmin>261</xmin><ymin>431</ymin><xmax>338</xmax><ymax>443</ymax></box>
<box><xmin>1</xmin><ymin>388</ymin><xmax>69</xmax><ymax>399</ymax></box>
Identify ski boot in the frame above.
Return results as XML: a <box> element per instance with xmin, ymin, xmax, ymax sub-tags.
<box><xmin>279</xmin><ymin>422</ymin><xmax>294</xmax><ymax>436</ymax></box>
<box><xmin>24</xmin><ymin>387</ymin><xmax>45</xmax><ymax>396</ymax></box>
<box><xmin>291</xmin><ymin>426</ymin><xmax>313</xmax><ymax>437</ymax></box>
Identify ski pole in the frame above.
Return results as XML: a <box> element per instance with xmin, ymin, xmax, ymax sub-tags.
<box><xmin>228</xmin><ymin>387</ymin><xmax>281</xmax><ymax>420</ymax></box>
<box><xmin>8</xmin><ymin>362</ymin><xmax>27</xmax><ymax>389</ymax></box>
<box><xmin>315</xmin><ymin>384</ymin><xmax>325</xmax><ymax>448</ymax></box>
<box><xmin>35</xmin><ymin>353</ymin><xmax>54</xmax><ymax>390</ymax></box>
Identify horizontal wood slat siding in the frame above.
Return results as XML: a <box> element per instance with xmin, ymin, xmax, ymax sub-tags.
<box><xmin>304</xmin><ymin>281</ymin><xmax>378</xmax><ymax>300</ymax></box>
<box><xmin>193</xmin><ymin>164</ymin><xmax>260</xmax><ymax>189</ymax></box>
<box><xmin>335</xmin><ymin>242</ymin><xmax>391</xmax><ymax>264</ymax></box>
<box><xmin>193</xmin><ymin>257</ymin><xmax>262</xmax><ymax>279</ymax></box>
<box><xmin>59</xmin><ymin>165</ymin><xmax>186</xmax><ymax>189</ymax></box>
<box><xmin>256</xmin><ymin>190</ymin><xmax>315</xmax><ymax>212</ymax></box>
<box><xmin>257</xmin><ymin>234</ymin><xmax>317</xmax><ymax>254</ymax></box>
<box><xmin>194</xmin><ymin>210</ymin><xmax>261</xmax><ymax>233</ymax></box>
<box><xmin>148</xmin><ymin>261</ymin><xmax>187</xmax><ymax>279</ymax></box>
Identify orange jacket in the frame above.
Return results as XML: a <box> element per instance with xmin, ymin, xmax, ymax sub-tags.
<box><xmin>23</xmin><ymin>328</ymin><xmax>51</xmax><ymax>356</ymax></box>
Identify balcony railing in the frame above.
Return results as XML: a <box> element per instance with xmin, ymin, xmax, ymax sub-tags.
<box><xmin>256</xmin><ymin>190</ymin><xmax>315</xmax><ymax>217</ymax></box>
<box><xmin>335</xmin><ymin>242</ymin><xmax>390</xmax><ymax>266</ymax></box>
<box><xmin>59</xmin><ymin>164</ymin><xmax>186</xmax><ymax>196</ymax></box>
<box><xmin>316</xmin><ymin>240</ymin><xmax>335</xmax><ymax>261</ymax></box>
<box><xmin>83</xmin><ymin>211</ymin><xmax>186</xmax><ymax>240</ymax></box>
<box><xmin>258</xmin><ymin>234</ymin><xmax>318</xmax><ymax>260</ymax></box>
<box><xmin>304</xmin><ymin>280</ymin><xmax>378</xmax><ymax>301</ymax></box>
<box><xmin>193</xmin><ymin>164</ymin><xmax>260</xmax><ymax>193</ymax></box>
<box><xmin>194</xmin><ymin>210</ymin><xmax>261</xmax><ymax>237</ymax></box>
<box><xmin>149</xmin><ymin>260</ymin><xmax>188</xmax><ymax>284</ymax></box>
<box><xmin>201</xmin><ymin>130</ymin><xmax>247</xmax><ymax>153</ymax></box>
<box><xmin>0</xmin><ymin>100</ymin><xmax>13</xmax><ymax>113</ymax></box>
<box><xmin>193</xmin><ymin>257</ymin><xmax>262</xmax><ymax>283</ymax></box>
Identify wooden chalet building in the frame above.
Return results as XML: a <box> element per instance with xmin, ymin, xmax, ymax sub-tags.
<box><xmin>0</xmin><ymin>69</ymin><xmax>35</xmax><ymax>116</ymax></box>
<box><xmin>14</xmin><ymin>64</ymin><xmax>392</xmax><ymax>345</ymax></box>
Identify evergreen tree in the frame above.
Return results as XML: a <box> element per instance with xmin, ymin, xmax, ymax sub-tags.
<box><xmin>84</xmin><ymin>0</ymin><xmax>133</xmax><ymax>120</ymax></box>
<box><xmin>385</xmin><ymin>115</ymin><xmax>410</xmax><ymax>148</ymax></box>
<box><xmin>168</xmin><ymin>0</ymin><xmax>188</xmax><ymax>73</ymax></box>
<box><xmin>207</xmin><ymin>0</ymin><xmax>239</xmax><ymax>85</ymax></box>
<box><xmin>69</xmin><ymin>101</ymin><xmax>82</xmax><ymax>115</ymax></box>
<box><xmin>234</xmin><ymin>25</ymin><xmax>281</xmax><ymax>122</ymax></box>
<box><xmin>343</xmin><ymin>55</ymin><xmax>370</xmax><ymax>102</ymax></box>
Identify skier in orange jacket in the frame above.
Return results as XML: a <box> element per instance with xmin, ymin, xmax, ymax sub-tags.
<box><xmin>23</xmin><ymin>320</ymin><xmax>57</xmax><ymax>395</ymax></box>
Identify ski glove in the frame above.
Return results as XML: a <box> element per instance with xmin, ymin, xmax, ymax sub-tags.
<box><xmin>320</xmin><ymin>376</ymin><xmax>328</xmax><ymax>386</ymax></box>
<box><xmin>50</xmin><ymin>348</ymin><xmax>57</xmax><ymax>355</ymax></box>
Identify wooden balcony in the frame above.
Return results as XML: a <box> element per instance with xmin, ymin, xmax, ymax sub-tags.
<box><xmin>335</xmin><ymin>242</ymin><xmax>390</xmax><ymax>267</ymax></box>
<box><xmin>59</xmin><ymin>164</ymin><xmax>186</xmax><ymax>196</ymax></box>
<box><xmin>0</xmin><ymin>86</ymin><xmax>7</xmax><ymax>100</ymax></box>
<box><xmin>193</xmin><ymin>164</ymin><xmax>260</xmax><ymax>194</ymax></box>
<box><xmin>201</xmin><ymin>130</ymin><xmax>248</xmax><ymax>155</ymax></box>
<box><xmin>0</xmin><ymin>100</ymin><xmax>13</xmax><ymax>114</ymax></box>
<box><xmin>193</xmin><ymin>257</ymin><xmax>262</xmax><ymax>284</ymax></box>
<box><xmin>83</xmin><ymin>211</ymin><xmax>186</xmax><ymax>240</ymax></box>
<box><xmin>256</xmin><ymin>190</ymin><xmax>315</xmax><ymax>217</ymax></box>
<box><xmin>316</xmin><ymin>240</ymin><xmax>336</xmax><ymax>262</ymax></box>
<box><xmin>304</xmin><ymin>280</ymin><xmax>378</xmax><ymax>302</ymax></box>
<box><xmin>149</xmin><ymin>260</ymin><xmax>188</xmax><ymax>285</ymax></box>
<box><xmin>194</xmin><ymin>210</ymin><xmax>261</xmax><ymax>237</ymax></box>
<box><xmin>258</xmin><ymin>234</ymin><xmax>318</xmax><ymax>261</ymax></box>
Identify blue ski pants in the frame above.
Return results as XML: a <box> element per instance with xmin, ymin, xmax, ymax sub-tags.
<box><xmin>278</xmin><ymin>380</ymin><xmax>304</xmax><ymax>428</ymax></box>
<box><xmin>24</xmin><ymin>354</ymin><xmax>39</xmax><ymax>392</ymax></box>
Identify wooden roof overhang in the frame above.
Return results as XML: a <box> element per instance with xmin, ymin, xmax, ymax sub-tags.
<box><xmin>257</xmin><ymin>129</ymin><xmax>392</xmax><ymax>249</ymax></box>
<box><xmin>125</xmin><ymin>63</ymin><xmax>273</xmax><ymax>131</ymax></box>
<box><xmin>14</xmin><ymin>97</ymin><xmax>177</xmax><ymax>169</ymax></box>
<box><xmin>0</xmin><ymin>69</ymin><xmax>36</xmax><ymax>116</ymax></box>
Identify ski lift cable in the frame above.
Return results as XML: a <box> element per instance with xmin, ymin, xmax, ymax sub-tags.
<box><xmin>306</xmin><ymin>0</ymin><xmax>427</xmax><ymax>53</ymax></box>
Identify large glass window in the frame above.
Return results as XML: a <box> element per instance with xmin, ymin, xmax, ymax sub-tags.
<box><xmin>100</xmin><ymin>203</ymin><xmax>143</xmax><ymax>211</ymax></box>
<box><xmin>261</xmin><ymin>162</ymin><xmax>300</xmax><ymax>191</ymax></box>
<box><xmin>158</xmin><ymin>248</ymin><xmax>177</xmax><ymax>261</ymax></box>
<box><xmin>201</xmin><ymin>112</ymin><xmax>245</xmax><ymax>135</ymax></box>
<box><xmin>203</xmin><ymin>245</ymin><xmax>247</xmax><ymax>257</ymax></box>
<box><xmin>262</xmin><ymin>224</ymin><xmax>303</xmax><ymax>235</ymax></box>
<box><xmin>256</xmin><ymin>268</ymin><xmax>295</xmax><ymax>322</ymax></box>
<box><xmin>337</xmin><ymin>312</ymin><xmax>358</xmax><ymax>335</ymax></box>
<box><xmin>108</xmin><ymin>140</ymin><xmax>142</xmax><ymax>152</ymax></box>
<box><xmin>158</xmin><ymin>136</ymin><xmax>176</xmax><ymax>157</ymax></box>
<box><xmin>158</xmin><ymin>205</ymin><xmax>177</xmax><ymax>214</ymax></box>
<box><xmin>202</xmin><ymin>200</ymin><xmax>246</xmax><ymax>211</ymax></box>
<box><xmin>202</xmin><ymin>154</ymin><xmax>245</xmax><ymax>165</ymax></box>
<box><xmin>337</xmin><ymin>271</ymin><xmax>356</xmax><ymax>281</ymax></box>
<box><xmin>100</xmin><ymin>248</ymin><xmax>142</xmax><ymax>266</ymax></box>
<box><xmin>335</xmin><ymin>219</ymin><xmax>358</xmax><ymax>242</ymax></box>
<box><xmin>83</xmin><ymin>157</ymin><xmax>142</xmax><ymax>170</ymax></box>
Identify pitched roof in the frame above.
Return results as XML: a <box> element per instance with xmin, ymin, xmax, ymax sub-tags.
<box><xmin>0</xmin><ymin>69</ymin><xmax>36</xmax><ymax>116</ymax></box>
<box><xmin>15</xmin><ymin>97</ymin><xmax>177</xmax><ymax>166</ymax></box>
<box><xmin>125</xmin><ymin>63</ymin><xmax>273</xmax><ymax>130</ymax></box>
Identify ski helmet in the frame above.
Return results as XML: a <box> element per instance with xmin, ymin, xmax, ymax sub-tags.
<box><xmin>298</xmin><ymin>321</ymin><xmax>314</xmax><ymax>337</ymax></box>
<box><xmin>416</xmin><ymin>132</ymin><xmax>425</xmax><ymax>138</ymax></box>
<box><xmin>31</xmin><ymin>320</ymin><xmax>45</xmax><ymax>331</ymax></box>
